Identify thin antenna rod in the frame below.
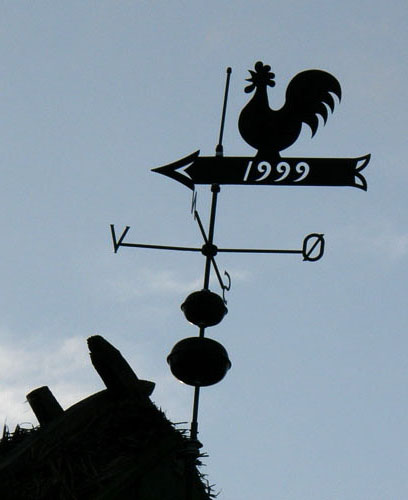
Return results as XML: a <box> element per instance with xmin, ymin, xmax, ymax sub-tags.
<box><xmin>216</xmin><ymin>67</ymin><xmax>232</xmax><ymax>157</ymax></box>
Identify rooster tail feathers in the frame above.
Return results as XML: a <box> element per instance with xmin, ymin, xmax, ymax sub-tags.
<box><xmin>304</xmin><ymin>113</ymin><xmax>320</xmax><ymax>137</ymax></box>
<box><xmin>323</xmin><ymin>93</ymin><xmax>336</xmax><ymax>112</ymax></box>
<box><xmin>284</xmin><ymin>69</ymin><xmax>341</xmax><ymax>136</ymax></box>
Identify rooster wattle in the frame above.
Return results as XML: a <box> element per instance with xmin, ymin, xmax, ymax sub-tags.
<box><xmin>238</xmin><ymin>61</ymin><xmax>341</xmax><ymax>159</ymax></box>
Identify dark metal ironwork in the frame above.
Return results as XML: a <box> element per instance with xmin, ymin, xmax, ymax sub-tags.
<box><xmin>152</xmin><ymin>152</ymin><xmax>369</xmax><ymax>191</ymax></box>
<box><xmin>215</xmin><ymin>67</ymin><xmax>232</xmax><ymax>157</ymax></box>
<box><xmin>110</xmin><ymin>225</ymin><xmax>201</xmax><ymax>254</ymax></box>
<box><xmin>152</xmin><ymin>61</ymin><xmax>370</xmax><ymax>191</ymax></box>
<box><xmin>111</xmin><ymin>224</ymin><xmax>325</xmax><ymax>264</ymax></box>
<box><xmin>239</xmin><ymin>62</ymin><xmax>341</xmax><ymax>157</ymax></box>
<box><xmin>110</xmin><ymin>62</ymin><xmax>370</xmax><ymax>498</ymax></box>
<box><xmin>181</xmin><ymin>290</ymin><xmax>227</xmax><ymax>328</ymax></box>
<box><xmin>167</xmin><ymin>337</ymin><xmax>232</xmax><ymax>387</ymax></box>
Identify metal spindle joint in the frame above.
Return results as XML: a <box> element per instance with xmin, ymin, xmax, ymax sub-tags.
<box><xmin>215</xmin><ymin>144</ymin><xmax>223</xmax><ymax>157</ymax></box>
<box><xmin>201</xmin><ymin>243</ymin><xmax>218</xmax><ymax>257</ymax></box>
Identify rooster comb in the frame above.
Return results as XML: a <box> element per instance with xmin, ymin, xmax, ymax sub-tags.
<box><xmin>245</xmin><ymin>61</ymin><xmax>275</xmax><ymax>93</ymax></box>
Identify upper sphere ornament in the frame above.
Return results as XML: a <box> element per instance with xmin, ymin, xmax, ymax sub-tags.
<box><xmin>181</xmin><ymin>289</ymin><xmax>228</xmax><ymax>328</ymax></box>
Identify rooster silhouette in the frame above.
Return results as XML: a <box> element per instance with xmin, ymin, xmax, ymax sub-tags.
<box><xmin>238</xmin><ymin>61</ymin><xmax>341</xmax><ymax>159</ymax></box>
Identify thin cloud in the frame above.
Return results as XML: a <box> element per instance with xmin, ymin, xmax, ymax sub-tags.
<box><xmin>335</xmin><ymin>218</ymin><xmax>408</xmax><ymax>262</ymax></box>
<box><xmin>107</xmin><ymin>266</ymin><xmax>253</xmax><ymax>303</ymax></box>
<box><xmin>0</xmin><ymin>335</ymin><xmax>97</xmax><ymax>428</ymax></box>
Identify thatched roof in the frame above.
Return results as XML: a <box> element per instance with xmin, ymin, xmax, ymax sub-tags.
<box><xmin>0</xmin><ymin>336</ymin><xmax>216</xmax><ymax>499</ymax></box>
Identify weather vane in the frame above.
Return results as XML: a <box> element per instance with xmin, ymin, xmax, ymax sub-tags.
<box><xmin>110</xmin><ymin>61</ymin><xmax>370</xmax><ymax>467</ymax></box>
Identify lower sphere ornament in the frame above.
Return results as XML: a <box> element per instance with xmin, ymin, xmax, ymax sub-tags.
<box><xmin>167</xmin><ymin>337</ymin><xmax>231</xmax><ymax>386</ymax></box>
<box><xmin>181</xmin><ymin>289</ymin><xmax>228</xmax><ymax>328</ymax></box>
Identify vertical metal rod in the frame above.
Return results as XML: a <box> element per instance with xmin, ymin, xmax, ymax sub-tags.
<box><xmin>191</xmin><ymin>184</ymin><xmax>220</xmax><ymax>441</ymax></box>
<box><xmin>216</xmin><ymin>67</ymin><xmax>232</xmax><ymax>157</ymax></box>
<box><xmin>187</xmin><ymin>384</ymin><xmax>201</xmax><ymax>500</ymax></box>
<box><xmin>190</xmin><ymin>385</ymin><xmax>201</xmax><ymax>441</ymax></box>
<box><xmin>208</xmin><ymin>184</ymin><xmax>220</xmax><ymax>243</ymax></box>
<box><xmin>187</xmin><ymin>66</ymin><xmax>228</xmax><ymax>496</ymax></box>
<box><xmin>190</xmin><ymin>327</ymin><xmax>205</xmax><ymax>440</ymax></box>
<box><xmin>203</xmin><ymin>184</ymin><xmax>220</xmax><ymax>290</ymax></box>
<box><xmin>187</xmin><ymin>376</ymin><xmax>202</xmax><ymax>500</ymax></box>
<box><xmin>190</xmin><ymin>183</ymin><xmax>221</xmax><ymax>445</ymax></box>
<box><xmin>189</xmin><ymin>327</ymin><xmax>205</xmax><ymax>443</ymax></box>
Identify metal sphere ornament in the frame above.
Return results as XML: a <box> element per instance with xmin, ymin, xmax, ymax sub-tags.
<box><xmin>167</xmin><ymin>337</ymin><xmax>231</xmax><ymax>387</ymax></box>
<box><xmin>181</xmin><ymin>289</ymin><xmax>227</xmax><ymax>328</ymax></box>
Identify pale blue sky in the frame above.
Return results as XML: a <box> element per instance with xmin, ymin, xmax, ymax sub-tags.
<box><xmin>0</xmin><ymin>2</ymin><xmax>407</xmax><ymax>499</ymax></box>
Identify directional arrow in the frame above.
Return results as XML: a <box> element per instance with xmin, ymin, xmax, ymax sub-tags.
<box><xmin>152</xmin><ymin>151</ymin><xmax>370</xmax><ymax>191</ymax></box>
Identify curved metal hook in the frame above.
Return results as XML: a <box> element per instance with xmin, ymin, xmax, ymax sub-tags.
<box><xmin>222</xmin><ymin>270</ymin><xmax>231</xmax><ymax>303</ymax></box>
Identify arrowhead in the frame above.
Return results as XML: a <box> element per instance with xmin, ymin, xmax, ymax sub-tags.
<box><xmin>152</xmin><ymin>151</ymin><xmax>200</xmax><ymax>190</ymax></box>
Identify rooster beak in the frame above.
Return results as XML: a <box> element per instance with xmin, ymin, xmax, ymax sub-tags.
<box><xmin>245</xmin><ymin>83</ymin><xmax>256</xmax><ymax>93</ymax></box>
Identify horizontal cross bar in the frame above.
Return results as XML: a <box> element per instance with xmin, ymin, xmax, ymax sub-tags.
<box><xmin>118</xmin><ymin>242</ymin><xmax>201</xmax><ymax>252</ymax></box>
<box><xmin>217</xmin><ymin>248</ymin><xmax>302</xmax><ymax>254</ymax></box>
<box><xmin>111</xmin><ymin>225</ymin><xmax>324</xmax><ymax>261</ymax></box>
